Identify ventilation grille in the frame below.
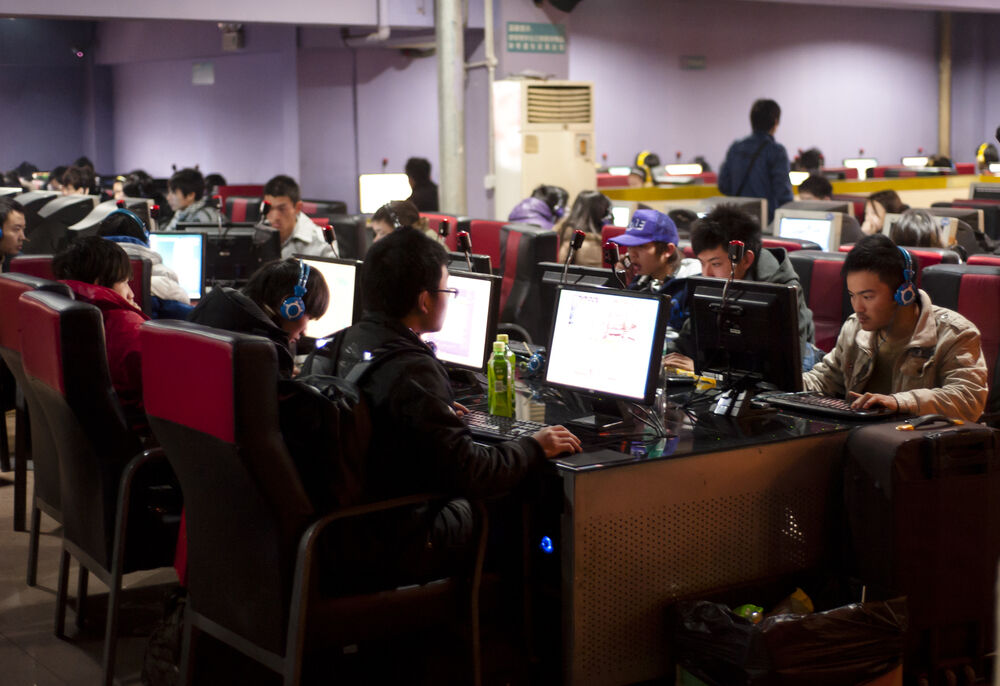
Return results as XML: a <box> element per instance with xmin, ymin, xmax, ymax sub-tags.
<box><xmin>526</xmin><ymin>84</ymin><xmax>592</xmax><ymax>124</ymax></box>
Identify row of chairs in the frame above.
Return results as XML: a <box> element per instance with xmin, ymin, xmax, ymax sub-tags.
<box><xmin>0</xmin><ymin>271</ymin><xmax>488</xmax><ymax>685</ymax></box>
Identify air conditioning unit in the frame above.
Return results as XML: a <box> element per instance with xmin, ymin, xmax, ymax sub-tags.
<box><xmin>493</xmin><ymin>80</ymin><xmax>596</xmax><ymax>221</ymax></box>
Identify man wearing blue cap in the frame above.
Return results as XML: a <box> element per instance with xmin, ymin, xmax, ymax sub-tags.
<box><xmin>609</xmin><ymin>208</ymin><xmax>700</xmax><ymax>330</ymax></box>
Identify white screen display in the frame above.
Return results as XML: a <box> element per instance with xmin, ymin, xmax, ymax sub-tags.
<box><xmin>778</xmin><ymin>216</ymin><xmax>834</xmax><ymax>251</ymax></box>
<box><xmin>610</xmin><ymin>206</ymin><xmax>630</xmax><ymax>227</ymax></box>
<box><xmin>545</xmin><ymin>288</ymin><xmax>661</xmax><ymax>401</ymax></box>
<box><xmin>358</xmin><ymin>173</ymin><xmax>412</xmax><ymax>214</ymax></box>
<box><xmin>302</xmin><ymin>259</ymin><xmax>356</xmax><ymax>339</ymax></box>
<box><xmin>149</xmin><ymin>233</ymin><xmax>204</xmax><ymax>300</ymax></box>
<box><xmin>423</xmin><ymin>273</ymin><xmax>495</xmax><ymax>370</ymax></box>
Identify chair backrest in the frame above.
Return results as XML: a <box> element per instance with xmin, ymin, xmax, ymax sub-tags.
<box><xmin>225</xmin><ymin>196</ymin><xmax>262</xmax><ymax>223</ymax></box>
<box><xmin>840</xmin><ymin>214</ymin><xmax>864</xmax><ymax>245</ymax></box>
<box><xmin>142</xmin><ymin>320</ymin><xmax>315</xmax><ymax>653</ymax></box>
<box><xmin>788</xmin><ymin>250</ymin><xmax>850</xmax><ymax>352</ymax></box>
<box><xmin>921</xmin><ymin>264</ymin><xmax>1000</xmax><ymax>415</ymax></box>
<box><xmin>498</xmin><ymin>222</ymin><xmax>558</xmax><ymax>323</ymax></box>
<box><xmin>838</xmin><ymin>244</ymin><xmax>960</xmax><ymax>285</ymax></box>
<box><xmin>829</xmin><ymin>194</ymin><xmax>867</xmax><ymax>223</ymax></box>
<box><xmin>217</xmin><ymin>185</ymin><xmax>265</xmax><ymax>209</ymax></box>
<box><xmin>761</xmin><ymin>236</ymin><xmax>821</xmax><ymax>253</ymax></box>
<box><xmin>419</xmin><ymin>213</ymin><xmax>460</xmax><ymax>251</ymax></box>
<box><xmin>301</xmin><ymin>199</ymin><xmax>348</xmax><ymax>218</ymax></box>
<box><xmin>465</xmin><ymin>219</ymin><xmax>507</xmax><ymax>270</ymax></box>
<box><xmin>600</xmin><ymin>226</ymin><xmax>627</xmax><ymax>266</ymax></box>
<box><xmin>18</xmin><ymin>290</ymin><xmax>141</xmax><ymax>568</ymax></box>
<box><xmin>0</xmin><ymin>275</ymin><xmax>73</xmax><ymax>509</ymax></box>
<box><xmin>328</xmin><ymin>214</ymin><xmax>372</xmax><ymax>259</ymax></box>
<box><xmin>129</xmin><ymin>256</ymin><xmax>153</xmax><ymax>316</ymax></box>
<box><xmin>968</xmin><ymin>255</ymin><xmax>1000</xmax><ymax>267</ymax></box>
<box><xmin>9</xmin><ymin>255</ymin><xmax>56</xmax><ymax>280</ymax></box>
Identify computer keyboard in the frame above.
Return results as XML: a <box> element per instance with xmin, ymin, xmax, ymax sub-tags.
<box><xmin>758</xmin><ymin>391</ymin><xmax>896</xmax><ymax>421</ymax></box>
<box><xmin>464</xmin><ymin>410</ymin><xmax>546</xmax><ymax>440</ymax></box>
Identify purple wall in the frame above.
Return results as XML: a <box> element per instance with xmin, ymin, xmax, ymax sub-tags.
<box><xmin>566</xmin><ymin>0</ymin><xmax>941</xmax><ymax>170</ymax></box>
<box><xmin>951</xmin><ymin>12</ymin><xmax>1000</xmax><ymax>163</ymax></box>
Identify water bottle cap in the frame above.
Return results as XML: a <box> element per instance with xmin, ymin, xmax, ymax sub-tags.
<box><xmin>496</xmin><ymin>333</ymin><xmax>509</xmax><ymax>344</ymax></box>
<box><xmin>493</xmin><ymin>341</ymin><xmax>506</xmax><ymax>353</ymax></box>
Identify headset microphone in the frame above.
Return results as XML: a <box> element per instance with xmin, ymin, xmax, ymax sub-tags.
<box><xmin>727</xmin><ymin>240</ymin><xmax>745</xmax><ymax>268</ymax></box>
<box><xmin>456</xmin><ymin>230</ymin><xmax>473</xmax><ymax>270</ymax></box>
<box><xmin>321</xmin><ymin>224</ymin><xmax>335</xmax><ymax>246</ymax></box>
<box><xmin>561</xmin><ymin>230</ymin><xmax>587</xmax><ymax>284</ymax></box>
<box><xmin>604</xmin><ymin>241</ymin><xmax>627</xmax><ymax>288</ymax></box>
<box><xmin>279</xmin><ymin>260</ymin><xmax>311</xmax><ymax>321</ymax></box>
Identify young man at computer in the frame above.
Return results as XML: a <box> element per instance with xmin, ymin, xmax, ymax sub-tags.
<box><xmin>262</xmin><ymin>174</ymin><xmax>338</xmax><ymax>260</ymax></box>
<box><xmin>802</xmin><ymin>234</ymin><xmax>987</xmax><ymax>422</ymax></box>
<box><xmin>663</xmin><ymin>204</ymin><xmax>819</xmax><ymax>371</ymax></box>
<box><xmin>796</xmin><ymin>175</ymin><xmax>833</xmax><ymax>201</ymax></box>
<box><xmin>163</xmin><ymin>167</ymin><xmax>222</xmax><ymax>230</ymax></box>
<box><xmin>0</xmin><ymin>198</ymin><xmax>26</xmax><ymax>269</ymax></box>
<box><xmin>313</xmin><ymin>228</ymin><xmax>580</xmax><ymax>586</ymax></box>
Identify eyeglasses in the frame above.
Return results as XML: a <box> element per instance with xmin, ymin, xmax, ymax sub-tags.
<box><xmin>430</xmin><ymin>288</ymin><xmax>460</xmax><ymax>299</ymax></box>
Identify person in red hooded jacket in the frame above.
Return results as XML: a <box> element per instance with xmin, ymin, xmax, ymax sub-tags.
<box><xmin>52</xmin><ymin>236</ymin><xmax>150</xmax><ymax>430</ymax></box>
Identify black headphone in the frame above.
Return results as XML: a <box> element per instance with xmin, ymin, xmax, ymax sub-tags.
<box><xmin>279</xmin><ymin>261</ymin><xmax>311</xmax><ymax>321</ymax></box>
<box><xmin>894</xmin><ymin>247</ymin><xmax>918</xmax><ymax>307</ymax></box>
<box><xmin>108</xmin><ymin>207</ymin><xmax>149</xmax><ymax>241</ymax></box>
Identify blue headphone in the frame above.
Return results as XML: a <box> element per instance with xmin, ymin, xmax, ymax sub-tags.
<box><xmin>108</xmin><ymin>207</ymin><xmax>149</xmax><ymax>241</ymax></box>
<box><xmin>279</xmin><ymin>261</ymin><xmax>310</xmax><ymax>321</ymax></box>
<box><xmin>894</xmin><ymin>246</ymin><xmax>918</xmax><ymax>307</ymax></box>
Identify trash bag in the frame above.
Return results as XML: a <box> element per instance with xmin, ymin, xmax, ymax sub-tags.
<box><xmin>673</xmin><ymin>597</ymin><xmax>907</xmax><ymax>686</ymax></box>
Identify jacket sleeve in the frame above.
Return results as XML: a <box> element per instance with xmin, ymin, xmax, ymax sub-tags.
<box><xmin>769</xmin><ymin>143</ymin><xmax>794</xmax><ymax>209</ymax></box>
<box><xmin>801</xmin><ymin>321</ymin><xmax>850</xmax><ymax>397</ymax></box>
<box><xmin>150</xmin><ymin>264</ymin><xmax>191</xmax><ymax>304</ymax></box>
<box><xmin>893</xmin><ymin>327</ymin><xmax>989</xmax><ymax>423</ymax></box>
<box><xmin>718</xmin><ymin>144</ymin><xmax>735</xmax><ymax>195</ymax></box>
<box><xmin>386</xmin><ymin>360</ymin><xmax>546</xmax><ymax>498</ymax></box>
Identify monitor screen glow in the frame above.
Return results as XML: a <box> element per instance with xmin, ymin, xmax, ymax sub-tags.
<box><xmin>149</xmin><ymin>232</ymin><xmax>204</xmax><ymax>300</ymax></box>
<box><xmin>777</xmin><ymin>215</ymin><xmax>835</xmax><ymax>251</ymax></box>
<box><xmin>301</xmin><ymin>258</ymin><xmax>357</xmax><ymax>339</ymax></box>
<box><xmin>545</xmin><ymin>287</ymin><xmax>663</xmax><ymax>402</ymax></box>
<box><xmin>610</xmin><ymin>206</ymin><xmax>631</xmax><ymax>227</ymax></box>
<box><xmin>422</xmin><ymin>272</ymin><xmax>497</xmax><ymax>370</ymax></box>
<box><xmin>358</xmin><ymin>173</ymin><xmax>412</xmax><ymax>214</ymax></box>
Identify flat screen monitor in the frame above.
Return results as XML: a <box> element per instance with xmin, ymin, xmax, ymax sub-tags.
<box><xmin>528</xmin><ymin>262</ymin><xmax>616</xmax><ymax>346</ymax></box>
<box><xmin>298</xmin><ymin>256</ymin><xmax>361</xmax><ymax>340</ymax></box>
<box><xmin>0</xmin><ymin>187</ymin><xmax>22</xmax><ymax>199</ymax></box>
<box><xmin>199</xmin><ymin>226</ymin><xmax>281</xmax><ymax>286</ymax></box>
<box><xmin>358</xmin><ymin>173</ymin><xmax>411</xmax><ymax>214</ymax></box>
<box><xmin>688</xmin><ymin>276</ymin><xmax>802</xmax><ymax>392</ymax></box>
<box><xmin>544</xmin><ymin>285</ymin><xmax>668</xmax><ymax>404</ymax></box>
<box><xmin>14</xmin><ymin>191</ymin><xmax>60</xmax><ymax>214</ymax></box>
<box><xmin>422</xmin><ymin>270</ymin><xmax>501</xmax><ymax>371</ymax></box>
<box><xmin>773</xmin><ymin>210</ymin><xmax>843</xmax><ymax>252</ymax></box>
<box><xmin>699</xmin><ymin>196</ymin><xmax>766</xmax><ymax>229</ymax></box>
<box><xmin>149</xmin><ymin>231</ymin><xmax>205</xmax><ymax>300</ymax></box>
<box><xmin>610</xmin><ymin>206</ymin><xmax>631</xmax><ymax>227</ymax></box>
<box><xmin>902</xmin><ymin>156</ymin><xmax>930</xmax><ymax>167</ymax></box>
<box><xmin>969</xmin><ymin>183</ymin><xmax>1000</xmax><ymax>202</ymax></box>
<box><xmin>447</xmin><ymin>251</ymin><xmax>492</xmax><ymax>275</ymax></box>
<box><xmin>842</xmin><ymin>157</ymin><xmax>878</xmax><ymax>180</ymax></box>
<box><xmin>36</xmin><ymin>194</ymin><xmax>97</xmax><ymax>226</ymax></box>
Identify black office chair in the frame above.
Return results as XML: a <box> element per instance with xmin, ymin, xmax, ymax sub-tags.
<box><xmin>141</xmin><ymin>320</ymin><xmax>487</xmax><ymax>685</ymax></box>
<box><xmin>18</xmin><ymin>290</ymin><xmax>180</xmax><ymax>686</ymax></box>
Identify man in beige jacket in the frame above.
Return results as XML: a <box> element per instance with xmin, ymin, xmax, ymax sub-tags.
<box><xmin>803</xmin><ymin>234</ymin><xmax>987</xmax><ymax>422</ymax></box>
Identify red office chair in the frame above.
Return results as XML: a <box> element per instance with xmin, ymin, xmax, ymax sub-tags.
<box><xmin>18</xmin><ymin>290</ymin><xmax>180</xmax><ymax>686</ymax></box>
<box><xmin>839</xmin><ymin>245</ymin><xmax>960</xmax><ymax>284</ymax></box>
<box><xmin>0</xmin><ymin>273</ymin><xmax>73</xmax><ymax>538</ymax></box>
<box><xmin>601</xmin><ymin>226</ymin><xmax>627</xmax><ymax>267</ymax></box>
<box><xmin>788</xmin><ymin>251</ymin><xmax>851</xmax><ymax>353</ymax></box>
<box><xmin>9</xmin><ymin>254</ymin><xmax>56</xmax><ymax>280</ymax></box>
<box><xmin>10</xmin><ymin>254</ymin><xmax>152</xmax><ymax>315</ymax></box>
<box><xmin>141</xmin><ymin>320</ymin><xmax>486</xmax><ymax>685</ymax></box>
<box><xmin>968</xmin><ymin>255</ymin><xmax>1000</xmax><ymax>267</ymax></box>
<box><xmin>921</xmin><ymin>264</ymin><xmax>1000</xmax><ymax>422</ymax></box>
<box><xmin>300</xmin><ymin>199</ymin><xmax>348</xmax><ymax>218</ymax></box>
<box><xmin>762</xmin><ymin>236</ymin><xmax>821</xmax><ymax>252</ymax></box>
<box><xmin>420</xmin><ymin>213</ymin><xmax>461</xmax><ymax>251</ymax></box>
<box><xmin>498</xmin><ymin>223</ymin><xmax>558</xmax><ymax>338</ymax></box>
<box><xmin>465</xmin><ymin>219</ymin><xmax>507</xmax><ymax>270</ymax></box>
<box><xmin>225</xmin><ymin>196</ymin><xmax>262</xmax><ymax>223</ymax></box>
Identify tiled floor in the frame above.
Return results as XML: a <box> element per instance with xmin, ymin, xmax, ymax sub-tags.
<box><xmin>0</xmin><ymin>410</ymin><xmax>177</xmax><ymax>685</ymax></box>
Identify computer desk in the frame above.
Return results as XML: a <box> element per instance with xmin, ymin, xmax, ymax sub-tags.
<box><xmin>516</xmin><ymin>391</ymin><xmax>853</xmax><ymax>686</ymax></box>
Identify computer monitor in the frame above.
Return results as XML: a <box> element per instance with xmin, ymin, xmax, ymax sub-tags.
<box><xmin>902</xmin><ymin>156</ymin><xmax>930</xmax><ymax>167</ymax></box>
<box><xmin>358</xmin><ymin>173</ymin><xmax>412</xmax><ymax>214</ymax></box>
<box><xmin>699</xmin><ymin>196</ymin><xmax>766</xmax><ymax>229</ymax></box>
<box><xmin>36</xmin><ymin>194</ymin><xmax>97</xmax><ymax>226</ymax></box>
<box><xmin>14</xmin><ymin>190</ymin><xmax>60</xmax><ymax>214</ymax></box>
<box><xmin>789</xmin><ymin>171</ymin><xmax>810</xmax><ymax>186</ymax></box>
<box><xmin>175</xmin><ymin>221</ymin><xmax>256</xmax><ymax>232</ymax></box>
<box><xmin>149</xmin><ymin>232</ymin><xmax>205</xmax><ymax>300</ymax></box>
<box><xmin>842</xmin><ymin>157</ymin><xmax>878</xmax><ymax>180</ymax></box>
<box><xmin>772</xmin><ymin>210</ymin><xmax>843</xmax><ymax>252</ymax></box>
<box><xmin>199</xmin><ymin>226</ymin><xmax>282</xmax><ymax>286</ymax></box>
<box><xmin>422</xmin><ymin>270</ymin><xmax>501</xmax><ymax>371</ymax></box>
<box><xmin>298</xmin><ymin>256</ymin><xmax>361</xmax><ymax>340</ymax></box>
<box><xmin>969</xmin><ymin>183</ymin><xmax>1000</xmax><ymax>202</ymax></box>
<box><xmin>447</xmin><ymin>251</ymin><xmax>492</xmax><ymax>274</ymax></box>
<box><xmin>544</xmin><ymin>285</ymin><xmax>668</xmax><ymax>404</ymax></box>
<box><xmin>527</xmin><ymin>262</ymin><xmax>617</xmax><ymax>346</ymax></box>
<box><xmin>0</xmin><ymin>187</ymin><xmax>22</xmax><ymax>199</ymax></box>
<box><xmin>69</xmin><ymin>198</ymin><xmax>154</xmax><ymax>233</ymax></box>
<box><xmin>925</xmin><ymin>207</ymin><xmax>983</xmax><ymax>235</ymax></box>
<box><xmin>688</xmin><ymin>276</ymin><xmax>802</xmax><ymax>393</ymax></box>
<box><xmin>883</xmin><ymin>213</ymin><xmax>959</xmax><ymax>247</ymax></box>
<box><xmin>610</xmin><ymin>205</ymin><xmax>631</xmax><ymax>227</ymax></box>
<box><xmin>779</xmin><ymin>200</ymin><xmax>853</xmax><ymax>217</ymax></box>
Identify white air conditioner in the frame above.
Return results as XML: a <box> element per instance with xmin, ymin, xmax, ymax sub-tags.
<box><xmin>493</xmin><ymin>80</ymin><xmax>596</xmax><ymax>221</ymax></box>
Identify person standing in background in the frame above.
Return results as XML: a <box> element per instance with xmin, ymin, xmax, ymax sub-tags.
<box><xmin>719</xmin><ymin>99</ymin><xmax>793</xmax><ymax>223</ymax></box>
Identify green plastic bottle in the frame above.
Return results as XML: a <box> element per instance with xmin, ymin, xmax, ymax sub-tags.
<box><xmin>488</xmin><ymin>341</ymin><xmax>514</xmax><ymax>418</ymax></box>
<box><xmin>495</xmin><ymin>333</ymin><xmax>517</xmax><ymax>383</ymax></box>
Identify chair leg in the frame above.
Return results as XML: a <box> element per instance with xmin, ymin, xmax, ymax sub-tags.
<box><xmin>0</xmin><ymin>408</ymin><xmax>9</xmax><ymax>473</ymax></box>
<box><xmin>12</xmin><ymin>401</ymin><xmax>28</xmax><ymax>532</ymax></box>
<box><xmin>54</xmin><ymin>549</ymin><xmax>70</xmax><ymax>638</ymax></box>
<box><xmin>101</xmin><ymin>561</ymin><xmax>124</xmax><ymax>686</ymax></box>
<box><xmin>25</xmin><ymin>504</ymin><xmax>41</xmax><ymax>586</ymax></box>
<box><xmin>75</xmin><ymin>565</ymin><xmax>89</xmax><ymax>631</ymax></box>
<box><xmin>178</xmin><ymin>614</ymin><xmax>196</xmax><ymax>686</ymax></box>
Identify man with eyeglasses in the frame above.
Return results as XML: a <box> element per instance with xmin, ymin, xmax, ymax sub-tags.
<box><xmin>309</xmin><ymin>227</ymin><xmax>580</xmax><ymax>589</ymax></box>
<box><xmin>263</xmin><ymin>174</ymin><xmax>338</xmax><ymax>259</ymax></box>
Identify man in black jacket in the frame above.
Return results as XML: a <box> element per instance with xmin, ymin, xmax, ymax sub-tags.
<box><xmin>322</xmin><ymin>228</ymin><xmax>580</xmax><ymax>586</ymax></box>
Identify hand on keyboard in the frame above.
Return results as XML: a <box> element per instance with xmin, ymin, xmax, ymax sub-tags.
<box><xmin>533</xmin><ymin>425</ymin><xmax>582</xmax><ymax>458</ymax></box>
<box><xmin>848</xmin><ymin>391</ymin><xmax>900</xmax><ymax>413</ymax></box>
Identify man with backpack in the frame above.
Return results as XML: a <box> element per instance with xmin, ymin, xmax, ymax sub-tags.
<box><xmin>309</xmin><ymin>228</ymin><xmax>580</xmax><ymax>589</ymax></box>
<box><xmin>718</xmin><ymin>98</ymin><xmax>793</xmax><ymax>223</ymax></box>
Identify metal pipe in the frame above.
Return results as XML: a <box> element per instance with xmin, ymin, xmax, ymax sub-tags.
<box><xmin>437</xmin><ymin>0</ymin><xmax>466</xmax><ymax>214</ymax></box>
<box><xmin>938</xmin><ymin>11</ymin><xmax>952</xmax><ymax>159</ymax></box>
<box><xmin>343</xmin><ymin>0</ymin><xmax>390</xmax><ymax>47</ymax></box>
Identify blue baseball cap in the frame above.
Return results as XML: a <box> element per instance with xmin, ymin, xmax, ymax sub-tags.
<box><xmin>609</xmin><ymin>209</ymin><xmax>679</xmax><ymax>247</ymax></box>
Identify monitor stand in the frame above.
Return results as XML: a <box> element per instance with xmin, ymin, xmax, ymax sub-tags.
<box><xmin>708</xmin><ymin>376</ymin><xmax>776</xmax><ymax>419</ymax></box>
<box><xmin>568</xmin><ymin>397</ymin><xmax>632</xmax><ymax>431</ymax></box>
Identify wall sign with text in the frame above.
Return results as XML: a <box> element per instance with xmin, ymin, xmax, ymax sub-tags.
<box><xmin>506</xmin><ymin>22</ymin><xmax>567</xmax><ymax>53</ymax></box>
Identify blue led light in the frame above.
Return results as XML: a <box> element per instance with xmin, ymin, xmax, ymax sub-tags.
<box><xmin>539</xmin><ymin>536</ymin><xmax>554</xmax><ymax>554</ymax></box>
